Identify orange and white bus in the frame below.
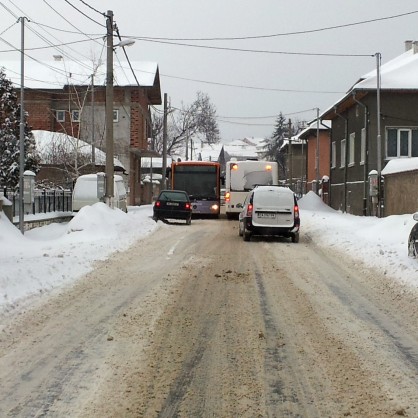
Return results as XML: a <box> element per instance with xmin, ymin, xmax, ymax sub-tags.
<box><xmin>171</xmin><ymin>161</ymin><xmax>221</xmax><ymax>218</ymax></box>
<box><xmin>225</xmin><ymin>160</ymin><xmax>279</xmax><ymax>219</ymax></box>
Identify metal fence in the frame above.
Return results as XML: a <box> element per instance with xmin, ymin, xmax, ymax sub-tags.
<box><xmin>3</xmin><ymin>188</ymin><xmax>73</xmax><ymax>217</ymax></box>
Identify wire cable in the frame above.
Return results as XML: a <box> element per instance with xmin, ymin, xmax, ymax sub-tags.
<box><xmin>64</xmin><ymin>0</ymin><xmax>104</xmax><ymax>27</ymax></box>
<box><xmin>133</xmin><ymin>37</ymin><xmax>374</xmax><ymax>57</ymax></box>
<box><xmin>135</xmin><ymin>10</ymin><xmax>418</xmax><ymax>42</ymax></box>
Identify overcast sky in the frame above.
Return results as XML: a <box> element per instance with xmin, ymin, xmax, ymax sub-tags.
<box><xmin>1</xmin><ymin>0</ymin><xmax>418</xmax><ymax>141</ymax></box>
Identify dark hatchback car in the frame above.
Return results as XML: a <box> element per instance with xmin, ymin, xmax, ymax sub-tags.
<box><xmin>153</xmin><ymin>190</ymin><xmax>192</xmax><ymax>225</ymax></box>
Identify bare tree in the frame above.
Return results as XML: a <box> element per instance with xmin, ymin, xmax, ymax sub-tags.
<box><xmin>152</xmin><ymin>91</ymin><xmax>220</xmax><ymax>157</ymax></box>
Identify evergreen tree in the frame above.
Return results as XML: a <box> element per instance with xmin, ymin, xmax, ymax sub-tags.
<box><xmin>262</xmin><ymin>112</ymin><xmax>288</xmax><ymax>177</ymax></box>
<box><xmin>0</xmin><ymin>68</ymin><xmax>40</xmax><ymax>190</ymax></box>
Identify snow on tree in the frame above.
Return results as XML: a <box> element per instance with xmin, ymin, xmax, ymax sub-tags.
<box><xmin>0</xmin><ymin>68</ymin><xmax>40</xmax><ymax>190</ymax></box>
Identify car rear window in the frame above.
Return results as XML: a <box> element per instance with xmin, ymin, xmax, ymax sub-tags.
<box><xmin>159</xmin><ymin>192</ymin><xmax>188</xmax><ymax>202</ymax></box>
<box><xmin>255</xmin><ymin>190</ymin><xmax>292</xmax><ymax>206</ymax></box>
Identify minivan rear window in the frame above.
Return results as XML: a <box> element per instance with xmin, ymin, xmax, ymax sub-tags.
<box><xmin>255</xmin><ymin>190</ymin><xmax>292</xmax><ymax>206</ymax></box>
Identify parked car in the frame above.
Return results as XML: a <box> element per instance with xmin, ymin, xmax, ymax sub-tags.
<box><xmin>408</xmin><ymin>212</ymin><xmax>418</xmax><ymax>257</ymax></box>
<box><xmin>238</xmin><ymin>185</ymin><xmax>300</xmax><ymax>242</ymax></box>
<box><xmin>153</xmin><ymin>190</ymin><xmax>192</xmax><ymax>225</ymax></box>
<box><xmin>72</xmin><ymin>173</ymin><xmax>128</xmax><ymax>212</ymax></box>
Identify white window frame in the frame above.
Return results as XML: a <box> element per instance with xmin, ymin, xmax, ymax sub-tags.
<box><xmin>56</xmin><ymin>110</ymin><xmax>65</xmax><ymax>122</ymax></box>
<box><xmin>331</xmin><ymin>141</ymin><xmax>336</xmax><ymax>168</ymax></box>
<box><xmin>113</xmin><ymin>109</ymin><xmax>119</xmax><ymax>123</ymax></box>
<box><xmin>360</xmin><ymin>128</ymin><xmax>366</xmax><ymax>165</ymax></box>
<box><xmin>71</xmin><ymin>109</ymin><xmax>80</xmax><ymax>122</ymax></box>
<box><xmin>348</xmin><ymin>132</ymin><xmax>355</xmax><ymax>166</ymax></box>
<box><xmin>340</xmin><ymin>139</ymin><xmax>346</xmax><ymax>168</ymax></box>
<box><xmin>386</xmin><ymin>127</ymin><xmax>418</xmax><ymax>158</ymax></box>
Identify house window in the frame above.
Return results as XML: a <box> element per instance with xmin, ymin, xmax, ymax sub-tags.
<box><xmin>56</xmin><ymin>110</ymin><xmax>65</xmax><ymax>122</ymax></box>
<box><xmin>386</xmin><ymin>128</ymin><xmax>418</xmax><ymax>158</ymax></box>
<box><xmin>348</xmin><ymin>133</ymin><xmax>355</xmax><ymax>166</ymax></box>
<box><xmin>71</xmin><ymin>109</ymin><xmax>80</xmax><ymax>122</ymax></box>
<box><xmin>360</xmin><ymin>128</ymin><xmax>366</xmax><ymax>165</ymax></box>
<box><xmin>113</xmin><ymin>109</ymin><xmax>119</xmax><ymax>122</ymax></box>
<box><xmin>331</xmin><ymin>141</ymin><xmax>336</xmax><ymax>168</ymax></box>
<box><xmin>340</xmin><ymin>139</ymin><xmax>346</xmax><ymax>168</ymax></box>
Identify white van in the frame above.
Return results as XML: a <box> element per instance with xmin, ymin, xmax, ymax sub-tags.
<box><xmin>72</xmin><ymin>173</ymin><xmax>128</xmax><ymax>212</ymax></box>
<box><xmin>238</xmin><ymin>185</ymin><xmax>300</xmax><ymax>242</ymax></box>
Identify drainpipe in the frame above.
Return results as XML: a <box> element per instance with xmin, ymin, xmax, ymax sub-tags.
<box><xmin>334</xmin><ymin>107</ymin><xmax>348</xmax><ymax>212</ymax></box>
<box><xmin>352</xmin><ymin>92</ymin><xmax>369</xmax><ymax>215</ymax></box>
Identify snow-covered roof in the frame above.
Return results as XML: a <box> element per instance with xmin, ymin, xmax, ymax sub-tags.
<box><xmin>32</xmin><ymin>130</ymin><xmax>125</xmax><ymax>170</ymax></box>
<box><xmin>297</xmin><ymin>120</ymin><xmax>331</xmax><ymax>140</ymax></box>
<box><xmin>320</xmin><ymin>45</ymin><xmax>418</xmax><ymax>119</ymax></box>
<box><xmin>355</xmin><ymin>48</ymin><xmax>418</xmax><ymax>90</ymax></box>
<box><xmin>141</xmin><ymin>157</ymin><xmax>173</xmax><ymax>168</ymax></box>
<box><xmin>382</xmin><ymin>157</ymin><xmax>418</xmax><ymax>175</ymax></box>
<box><xmin>2</xmin><ymin>60</ymin><xmax>158</xmax><ymax>89</ymax></box>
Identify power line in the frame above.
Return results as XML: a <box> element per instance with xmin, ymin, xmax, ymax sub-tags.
<box><xmin>135</xmin><ymin>10</ymin><xmax>418</xmax><ymax>42</ymax></box>
<box><xmin>64</xmin><ymin>0</ymin><xmax>104</xmax><ymax>27</ymax></box>
<box><xmin>218</xmin><ymin>108</ymin><xmax>318</xmax><ymax>120</ymax></box>
<box><xmin>157</xmin><ymin>71</ymin><xmax>344</xmax><ymax>94</ymax></box>
<box><xmin>77</xmin><ymin>0</ymin><xmax>105</xmax><ymax>17</ymax></box>
<box><xmin>132</xmin><ymin>37</ymin><xmax>374</xmax><ymax>57</ymax></box>
<box><xmin>42</xmin><ymin>0</ymin><xmax>103</xmax><ymax>46</ymax></box>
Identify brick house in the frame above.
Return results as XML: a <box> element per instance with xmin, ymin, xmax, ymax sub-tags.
<box><xmin>5</xmin><ymin>60</ymin><xmax>161</xmax><ymax>205</ymax></box>
<box><xmin>320</xmin><ymin>41</ymin><xmax>418</xmax><ymax>216</ymax></box>
<box><xmin>297</xmin><ymin>120</ymin><xmax>331</xmax><ymax>197</ymax></box>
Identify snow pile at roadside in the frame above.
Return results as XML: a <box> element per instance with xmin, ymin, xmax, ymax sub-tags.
<box><xmin>299</xmin><ymin>192</ymin><xmax>418</xmax><ymax>286</ymax></box>
<box><xmin>0</xmin><ymin>203</ymin><xmax>158</xmax><ymax>312</ymax></box>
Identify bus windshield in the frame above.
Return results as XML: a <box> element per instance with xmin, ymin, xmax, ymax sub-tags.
<box><xmin>173</xmin><ymin>165</ymin><xmax>218</xmax><ymax>200</ymax></box>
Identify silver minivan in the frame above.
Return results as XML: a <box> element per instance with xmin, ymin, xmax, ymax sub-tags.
<box><xmin>238</xmin><ymin>185</ymin><xmax>300</xmax><ymax>242</ymax></box>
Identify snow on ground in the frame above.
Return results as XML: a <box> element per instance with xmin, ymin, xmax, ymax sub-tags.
<box><xmin>1</xmin><ymin>193</ymin><xmax>418</xmax><ymax>315</ymax></box>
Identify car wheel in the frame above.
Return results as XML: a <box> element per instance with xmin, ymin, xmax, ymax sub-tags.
<box><xmin>243</xmin><ymin>224</ymin><xmax>251</xmax><ymax>241</ymax></box>
<box><xmin>186</xmin><ymin>216</ymin><xmax>192</xmax><ymax>225</ymax></box>
<box><xmin>238</xmin><ymin>221</ymin><xmax>243</xmax><ymax>236</ymax></box>
<box><xmin>408</xmin><ymin>223</ymin><xmax>418</xmax><ymax>257</ymax></box>
<box><xmin>152</xmin><ymin>216</ymin><xmax>158</xmax><ymax>222</ymax></box>
<box><xmin>291</xmin><ymin>232</ymin><xmax>299</xmax><ymax>243</ymax></box>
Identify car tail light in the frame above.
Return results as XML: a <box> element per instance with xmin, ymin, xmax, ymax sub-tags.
<box><xmin>155</xmin><ymin>201</ymin><xmax>161</xmax><ymax>207</ymax></box>
<box><xmin>294</xmin><ymin>205</ymin><xmax>299</xmax><ymax>219</ymax></box>
<box><xmin>247</xmin><ymin>204</ymin><xmax>253</xmax><ymax>216</ymax></box>
<box><xmin>185</xmin><ymin>203</ymin><xmax>191</xmax><ymax>209</ymax></box>
<box><xmin>225</xmin><ymin>191</ymin><xmax>231</xmax><ymax>202</ymax></box>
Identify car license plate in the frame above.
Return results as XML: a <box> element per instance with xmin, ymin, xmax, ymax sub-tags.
<box><xmin>258</xmin><ymin>212</ymin><xmax>276</xmax><ymax>218</ymax></box>
<box><xmin>166</xmin><ymin>202</ymin><xmax>179</xmax><ymax>206</ymax></box>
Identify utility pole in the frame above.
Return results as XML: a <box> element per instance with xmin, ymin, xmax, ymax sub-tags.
<box><xmin>18</xmin><ymin>17</ymin><xmax>28</xmax><ymax>234</ymax></box>
<box><xmin>105</xmin><ymin>10</ymin><xmax>114</xmax><ymax>207</ymax></box>
<box><xmin>162</xmin><ymin>93</ymin><xmax>168</xmax><ymax>190</ymax></box>
<box><xmin>288</xmin><ymin>119</ymin><xmax>293</xmax><ymax>190</ymax></box>
<box><xmin>91</xmin><ymin>73</ymin><xmax>95</xmax><ymax>165</ymax></box>
<box><xmin>376</xmin><ymin>52</ymin><xmax>382</xmax><ymax>217</ymax></box>
<box><xmin>315</xmin><ymin>107</ymin><xmax>320</xmax><ymax>187</ymax></box>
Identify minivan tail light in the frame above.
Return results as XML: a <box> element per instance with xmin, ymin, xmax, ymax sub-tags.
<box><xmin>247</xmin><ymin>204</ymin><xmax>253</xmax><ymax>216</ymax></box>
<box><xmin>294</xmin><ymin>205</ymin><xmax>299</xmax><ymax>218</ymax></box>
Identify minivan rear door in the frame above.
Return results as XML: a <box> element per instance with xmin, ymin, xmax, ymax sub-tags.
<box><xmin>252</xmin><ymin>189</ymin><xmax>294</xmax><ymax>227</ymax></box>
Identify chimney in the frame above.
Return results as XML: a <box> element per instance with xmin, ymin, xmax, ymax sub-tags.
<box><xmin>405</xmin><ymin>40</ymin><xmax>413</xmax><ymax>51</ymax></box>
<box><xmin>414</xmin><ymin>41</ymin><xmax>418</xmax><ymax>54</ymax></box>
